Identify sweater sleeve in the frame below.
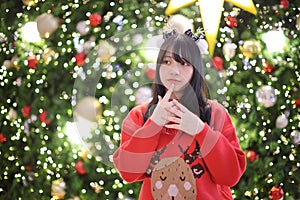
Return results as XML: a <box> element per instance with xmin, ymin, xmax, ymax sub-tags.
<box><xmin>195</xmin><ymin>103</ymin><xmax>246</xmax><ymax>187</ymax></box>
<box><xmin>113</xmin><ymin>104</ymin><xmax>163</xmax><ymax>183</ymax></box>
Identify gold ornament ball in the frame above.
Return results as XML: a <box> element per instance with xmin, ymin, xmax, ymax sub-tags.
<box><xmin>296</xmin><ymin>15</ymin><xmax>300</xmax><ymax>30</ymax></box>
<box><xmin>8</xmin><ymin>109</ymin><xmax>18</xmax><ymax>121</ymax></box>
<box><xmin>74</xmin><ymin>97</ymin><xmax>102</xmax><ymax>122</ymax></box>
<box><xmin>240</xmin><ymin>39</ymin><xmax>260</xmax><ymax>58</ymax></box>
<box><xmin>22</xmin><ymin>0</ymin><xmax>36</xmax><ymax>6</ymax></box>
<box><xmin>51</xmin><ymin>179</ymin><xmax>66</xmax><ymax>199</ymax></box>
<box><xmin>36</xmin><ymin>13</ymin><xmax>59</xmax><ymax>38</ymax></box>
<box><xmin>97</xmin><ymin>40</ymin><xmax>116</xmax><ymax>62</ymax></box>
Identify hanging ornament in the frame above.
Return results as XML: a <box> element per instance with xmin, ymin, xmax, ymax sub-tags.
<box><xmin>22</xmin><ymin>105</ymin><xmax>31</xmax><ymax>118</ymax></box>
<box><xmin>225</xmin><ymin>16</ymin><xmax>238</xmax><ymax>28</ymax></box>
<box><xmin>263</xmin><ymin>60</ymin><xmax>275</xmax><ymax>74</ymax></box>
<box><xmin>212</xmin><ymin>56</ymin><xmax>224</xmax><ymax>71</ymax></box>
<box><xmin>146</xmin><ymin>64</ymin><xmax>156</xmax><ymax>81</ymax></box>
<box><xmin>246</xmin><ymin>150</ymin><xmax>258</xmax><ymax>163</ymax></box>
<box><xmin>293</xmin><ymin>97</ymin><xmax>300</xmax><ymax>107</ymax></box>
<box><xmin>222</xmin><ymin>41</ymin><xmax>236</xmax><ymax>59</ymax></box>
<box><xmin>165</xmin><ymin>0</ymin><xmax>257</xmax><ymax>56</ymax></box>
<box><xmin>75</xmin><ymin>160</ymin><xmax>87</xmax><ymax>175</ymax></box>
<box><xmin>97</xmin><ymin>40</ymin><xmax>116</xmax><ymax>62</ymax></box>
<box><xmin>268</xmin><ymin>185</ymin><xmax>284</xmax><ymax>200</ymax></box>
<box><xmin>296</xmin><ymin>15</ymin><xmax>300</xmax><ymax>30</ymax></box>
<box><xmin>51</xmin><ymin>179</ymin><xmax>66</xmax><ymax>199</ymax></box>
<box><xmin>8</xmin><ymin>108</ymin><xmax>18</xmax><ymax>121</ymax></box>
<box><xmin>76</xmin><ymin>21</ymin><xmax>89</xmax><ymax>35</ymax></box>
<box><xmin>279</xmin><ymin>0</ymin><xmax>289</xmax><ymax>10</ymax></box>
<box><xmin>0</xmin><ymin>133</ymin><xmax>6</xmax><ymax>143</ymax></box>
<box><xmin>74</xmin><ymin>97</ymin><xmax>102</xmax><ymax>122</ymax></box>
<box><xmin>22</xmin><ymin>0</ymin><xmax>36</xmax><ymax>6</ymax></box>
<box><xmin>42</xmin><ymin>48</ymin><xmax>57</xmax><ymax>64</ymax></box>
<box><xmin>164</xmin><ymin>14</ymin><xmax>194</xmax><ymax>33</ymax></box>
<box><xmin>113</xmin><ymin>14</ymin><xmax>124</xmax><ymax>30</ymax></box>
<box><xmin>240</xmin><ymin>39</ymin><xmax>261</xmax><ymax>58</ymax></box>
<box><xmin>275</xmin><ymin>114</ymin><xmax>288</xmax><ymax>129</ymax></box>
<box><xmin>11</xmin><ymin>56</ymin><xmax>20</xmax><ymax>70</ymax></box>
<box><xmin>89</xmin><ymin>13</ymin><xmax>102</xmax><ymax>27</ymax></box>
<box><xmin>36</xmin><ymin>13</ymin><xmax>59</xmax><ymax>38</ymax></box>
<box><xmin>27</xmin><ymin>55</ymin><xmax>38</xmax><ymax>69</ymax></box>
<box><xmin>75</xmin><ymin>52</ymin><xmax>86</xmax><ymax>66</ymax></box>
<box><xmin>3</xmin><ymin>60</ymin><xmax>13</xmax><ymax>69</ymax></box>
<box><xmin>290</xmin><ymin>130</ymin><xmax>300</xmax><ymax>145</ymax></box>
<box><xmin>255</xmin><ymin>85</ymin><xmax>277</xmax><ymax>108</ymax></box>
<box><xmin>91</xmin><ymin>182</ymin><xmax>103</xmax><ymax>193</ymax></box>
<box><xmin>69</xmin><ymin>196</ymin><xmax>80</xmax><ymax>200</ymax></box>
<box><xmin>135</xmin><ymin>86</ymin><xmax>152</xmax><ymax>105</ymax></box>
<box><xmin>15</xmin><ymin>77</ymin><xmax>22</xmax><ymax>87</ymax></box>
<box><xmin>38</xmin><ymin>110</ymin><xmax>51</xmax><ymax>125</ymax></box>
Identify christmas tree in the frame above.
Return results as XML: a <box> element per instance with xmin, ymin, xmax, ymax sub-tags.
<box><xmin>0</xmin><ymin>0</ymin><xmax>299</xmax><ymax>199</ymax></box>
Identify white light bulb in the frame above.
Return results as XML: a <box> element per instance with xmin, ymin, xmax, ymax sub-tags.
<box><xmin>22</xmin><ymin>21</ymin><xmax>41</xmax><ymax>43</ymax></box>
<box><xmin>262</xmin><ymin>30</ymin><xmax>286</xmax><ymax>53</ymax></box>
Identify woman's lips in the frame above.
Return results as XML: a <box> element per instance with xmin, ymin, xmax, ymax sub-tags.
<box><xmin>167</xmin><ymin>79</ymin><xmax>180</xmax><ymax>83</ymax></box>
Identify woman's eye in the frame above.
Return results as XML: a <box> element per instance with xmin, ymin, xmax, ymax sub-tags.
<box><xmin>183</xmin><ymin>62</ymin><xmax>191</xmax><ymax>67</ymax></box>
<box><xmin>162</xmin><ymin>60</ymin><xmax>170</xmax><ymax>65</ymax></box>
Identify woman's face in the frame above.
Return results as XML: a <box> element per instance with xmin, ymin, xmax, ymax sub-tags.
<box><xmin>159</xmin><ymin>51</ymin><xmax>194</xmax><ymax>99</ymax></box>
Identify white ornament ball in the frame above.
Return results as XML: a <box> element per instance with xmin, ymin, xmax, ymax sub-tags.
<box><xmin>74</xmin><ymin>97</ymin><xmax>102</xmax><ymax>122</ymax></box>
<box><xmin>36</xmin><ymin>13</ymin><xmax>59</xmax><ymax>38</ymax></box>
<box><xmin>165</xmin><ymin>14</ymin><xmax>194</xmax><ymax>34</ymax></box>
<box><xmin>222</xmin><ymin>41</ymin><xmax>237</xmax><ymax>59</ymax></box>
<box><xmin>255</xmin><ymin>85</ymin><xmax>277</xmax><ymax>107</ymax></box>
<box><xmin>135</xmin><ymin>87</ymin><xmax>152</xmax><ymax>105</ymax></box>
<box><xmin>290</xmin><ymin>130</ymin><xmax>300</xmax><ymax>145</ymax></box>
<box><xmin>8</xmin><ymin>109</ymin><xmax>18</xmax><ymax>121</ymax></box>
<box><xmin>76</xmin><ymin>21</ymin><xmax>89</xmax><ymax>35</ymax></box>
<box><xmin>275</xmin><ymin>115</ymin><xmax>288</xmax><ymax>129</ymax></box>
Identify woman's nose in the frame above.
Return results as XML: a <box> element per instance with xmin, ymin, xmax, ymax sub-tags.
<box><xmin>171</xmin><ymin>65</ymin><xmax>180</xmax><ymax>74</ymax></box>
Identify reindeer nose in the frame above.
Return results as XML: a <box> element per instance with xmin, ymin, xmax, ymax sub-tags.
<box><xmin>168</xmin><ymin>184</ymin><xmax>179</xmax><ymax>197</ymax></box>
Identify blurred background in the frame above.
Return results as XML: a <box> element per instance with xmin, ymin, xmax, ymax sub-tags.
<box><xmin>0</xmin><ymin>0</ymin><xmax>299</xmax><ymax>199</ymax></box>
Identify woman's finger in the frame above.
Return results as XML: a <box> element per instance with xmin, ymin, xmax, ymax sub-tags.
<box><xmin>172</xmin><ymin>99</ymin><xmax>188</xmax><ymax>112</ymax></box>
<box><xmin>165</xmin><ymin>105</ymin><xmax>183</xmax><ymax>117</ymax></box>
<box><xmin>162</xmin><ymin>84</ymin><xmax>174</xmax><ymax>103</ymax></box>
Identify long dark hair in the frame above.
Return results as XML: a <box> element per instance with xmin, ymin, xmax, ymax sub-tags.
<box><xmin>143</xmin><ymin>32</ymin><xmax>211</xmax><ymax>124</ymax></box>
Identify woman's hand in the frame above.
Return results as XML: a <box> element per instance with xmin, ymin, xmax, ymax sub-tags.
<box><xmin>150</xmin><ymin>84</ymin><xmax>175</xmax><ymax>126</ymax></box>
<box><xmin>164</xmin><ymin>99</ymin><xmax>205</xmax><ymax>135</ymax></box>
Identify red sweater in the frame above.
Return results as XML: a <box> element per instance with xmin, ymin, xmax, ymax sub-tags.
<box><xmin>113</xmin><ymin>100</ymin><xmax>246</xmax><ymax>199</ymax></box>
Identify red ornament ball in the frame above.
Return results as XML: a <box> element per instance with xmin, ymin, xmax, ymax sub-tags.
<box><xmin>294</xmin><ymin>97</ymin><xmax>300</xmax><ymax>107</ymax></box>
<box><xmin>280</xmin><ymin>0</ymin><xmax>289</xmax><ymax>10</ymax></box>
<box><xmin>22</xmin><ymin>105</ymin><xmax>31</xmax><ymax>118</ymax></box>
<box><xmin>225</xmin><ymin>16</ymin><xmax>238</xmax><ymax>28</ymax></box>
<box><xmin>212</xmin><ymin>56</ymin><xmax>224</xmax><ymax>71</ymax></box>
<box><xmin>246</xmin><ymin>150</ymin><xmax>258</xmax><ymax>163</ymax></box>
<box><xmin>75</xmin><ymin>160</ymin><xmax>86</xmax><ymax>175</ymax></box>
<box><xmin>38</xmin><ymin>110</ymin><xmax>51</xmax><ymax>125</ymax></box>
<box><xmin>263</xmin><ymin>61</ymin><xmax>275</xmax><ymax>74</ymax></box>
<box><xmin>0</xmin><ymin>133</ymin><xmax>6</xmax><ymax>143</ymax></box>
<box><xmin>75</xmin><ymin>52</ymin><xmax>86</xmax><ymax>66</ymax></box>
<box><xmin>269</xmin><ymin>185</ymin><xmax>284</xmax><ymax>200</ymax></box>
<box><xmin>89</xmin><ymin>13</ymin><xmax>102</xmax><ymax>27</ymax></box>
<box><xmin>27</xmin><ymin>55</ymin><xmax>38</xmax><ymax>69</ymax></box>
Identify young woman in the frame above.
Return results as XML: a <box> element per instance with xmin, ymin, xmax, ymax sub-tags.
<box><xmin>113</xmin><ymin>29</ymin><xmax>246</xmax><ymax>200</ymax></box>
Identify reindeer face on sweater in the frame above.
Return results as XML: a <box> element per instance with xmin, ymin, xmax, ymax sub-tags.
<box><xmin>151</xmin><ymin>157</ymin><xmax>196</xmax><ymax>200</ymax></box>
